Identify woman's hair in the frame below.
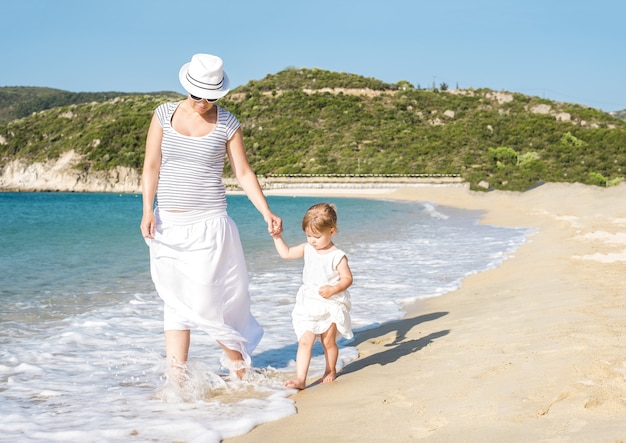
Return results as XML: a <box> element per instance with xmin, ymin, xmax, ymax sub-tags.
<box><xmin>302</xmin><ymin>203</ymin><xmax>338</xmax><ymax>234</ymax></box>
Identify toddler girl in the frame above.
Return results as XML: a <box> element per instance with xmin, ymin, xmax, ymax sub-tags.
<box><xmin>272</xmin><ymin>203</ymin><xmax>353</xmax><ymax>389</ymax></box>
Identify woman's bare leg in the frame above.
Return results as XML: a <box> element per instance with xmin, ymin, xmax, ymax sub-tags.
<box><xmin>285</xmin><ymin>331</ymin><xmax>315</xmax><ymax>389</ymax></box>
<box><xmin>165</xmin><ymin>329</ymin><xmax>190</xmax><ymax>383</ymax></box>
<box><xmin>320</xmin><ymin>323</ymin><xmax>338</xmax><ymax>383</ymax></box>
<box><xmin>218</xmin><ymin>342</ymin><xmax>247</xmax><ymax>379</ymax></box>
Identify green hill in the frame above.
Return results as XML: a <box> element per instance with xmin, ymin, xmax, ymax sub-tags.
<box><xmin>1</xmin><ymin>69</ymin><xmax>625</xmax><ymax>191</ymax></box>
<box><xmin>0</xmin><ymin>86</ymin><xmax>180</xmax><ymax>125</ymax></box>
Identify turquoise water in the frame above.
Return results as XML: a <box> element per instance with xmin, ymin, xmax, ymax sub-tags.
<box><xmin>0</xmin><ymin>191</ymin><xmax>530</xmax><ymax>442</ymax></box>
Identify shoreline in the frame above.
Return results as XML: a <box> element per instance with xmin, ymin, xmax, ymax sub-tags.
<box><xmin>226</xmin><ymin>182</ymin><xmax>626</xmax><ymax>442</ymax></box>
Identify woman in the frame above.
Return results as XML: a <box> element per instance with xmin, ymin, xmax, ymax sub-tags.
<box><xmin>140</xmin><ymin>53</ymin><xmax>282</xmax><ymax>380</ymax></box>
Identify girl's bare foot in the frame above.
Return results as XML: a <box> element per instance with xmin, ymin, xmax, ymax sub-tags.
<box><xmin>322</xmin><ymin>370</ymin><xmax>336</xmax><ymax>383</ymax></box>
<box><xmin>284</xmin><ymin>379</ymin><xmax>306</xmax><ymax>390</ymax></box>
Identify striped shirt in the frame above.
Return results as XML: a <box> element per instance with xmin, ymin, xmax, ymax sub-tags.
<box><xmin>154</xmin><ymin>102</ymin><xmax>240</xmax><ymax>211</ymax></box>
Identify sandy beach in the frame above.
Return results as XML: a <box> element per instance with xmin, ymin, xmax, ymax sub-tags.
<box><xmin>226</xmin><ymin>182</ymin><xmax>626</xmax><ymax>443</ymax></box>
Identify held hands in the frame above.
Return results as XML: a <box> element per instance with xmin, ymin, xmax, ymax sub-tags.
<box><xmin>267</xmin><ymin>213</ymin><xmax>283</xmax><ymax>237</ymax></box>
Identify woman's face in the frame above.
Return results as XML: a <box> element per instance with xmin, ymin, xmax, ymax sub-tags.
<box><xmin>188</xmin><ymin>95</ymin><xmax>217</xmax><ymax>114</ymax></box>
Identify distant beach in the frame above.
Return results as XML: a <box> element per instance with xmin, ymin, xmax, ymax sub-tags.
<box><xmin>227</xmin><ymin>181</ymin><xmax>626</xmax><ymax>443</ymax></box>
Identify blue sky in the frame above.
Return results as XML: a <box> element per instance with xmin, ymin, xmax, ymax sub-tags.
<box><xmin>1</xmin><ymin>0</ymin><xmax>624</xmax><ymax>112</ymax></box>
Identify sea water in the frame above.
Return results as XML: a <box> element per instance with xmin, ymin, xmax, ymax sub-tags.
<box><xmin>0</xmin><ymin>191</ymin><xmax>530</xmax><ymax>442</ymax></box>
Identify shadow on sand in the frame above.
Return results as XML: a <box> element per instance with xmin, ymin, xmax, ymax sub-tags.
<box><xmin>303</xmin><ymin>312</ymin><xmax>449</xmax><ymax>388</ymax></box>
<box><xmin>252</xmin><ymin>312</ymin><xmax>449</xmax><ymax>380</ymax></box>
<box><xmin>341</xmin><ymin>311</ymin><xmax>449</xmax><ymax>376</ymax></box>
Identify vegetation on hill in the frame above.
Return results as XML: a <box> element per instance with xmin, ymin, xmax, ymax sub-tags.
<box><xmin>1</xmin><ymin>69</ymin><xmax>624</xmax><ymax>191</ymax></box>
<box><xmin>0</xmin><ymin>87</ymin><xmax>123</xmax><ymax>124</ymax></box>
<box><xmin>237</xmin><ymin>67</ymin><xmax>396</xmax><ymax>92</ymax></box>
<box><xmin>611</xmin><ymin>109</ymin><xmax>626</xmax><ymax>120</ymax></box>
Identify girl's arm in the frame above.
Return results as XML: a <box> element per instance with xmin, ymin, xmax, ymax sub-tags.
<box><xmin>272</xmin><ymin>236</ymin><xmax>306</xmax><ymax>260</ymax></box>
<box><xmin>226</xmin><ymin>128</ymin><xmax>282</xmax><ymax>236</ymax></box>
<box><xmin>319</xmin><ymin>256</ymin><xmax>353</xmax><ymax>299</ymax></box>
<box><xmin>140</xmin><ymin>114</ymin><xmax>163</xmax><ymax>239</ymax></box>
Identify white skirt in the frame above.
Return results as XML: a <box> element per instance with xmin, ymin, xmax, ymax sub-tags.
<box><xmin>147</xmin><ymin>207</ymin><xmax>263</xmax><ymax>366</ymax></box>
<box><xmin>292</xmin><ymin>284</ymin><xmax>352</xmax><ymax>340</ymax></box>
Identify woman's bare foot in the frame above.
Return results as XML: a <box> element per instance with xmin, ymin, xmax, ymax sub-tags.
<box><xmin>284</xmin><ymin>379</ymin><xmax>306</xmax><ymax>390</ymax></box>
<box><xmin>218</xmin><ymin>343</ymin><xmax>248</xmax><ymax>380</ymax></box>
<box><xmin>219</xmin><ymin>354</ymin><xmax>248</xmax><ymax>380</ymax></box>
<box><xmin>235</xmin><ymin>366</ymin><xmax>246</xmax><ymax>380</ymax></box>
<box><xmin>227</xmin><ymin>360</ymin><xmax>247</xmax><ymax>380</ymax></box>
<box><xmin>322</xmin><ymin>370</ymin><xmax>336</xmax><ymax>383</ymax></box>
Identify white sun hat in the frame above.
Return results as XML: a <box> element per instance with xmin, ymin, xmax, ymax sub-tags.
<box><xmin>178</xmin><ymin>53</ymin><xmax>230</xmax><ymax>100</ymax></box>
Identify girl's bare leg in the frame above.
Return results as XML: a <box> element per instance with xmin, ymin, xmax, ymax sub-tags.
<box><xmin>320</xmin><ymin>323</ymin><xmax>338</xmax><ymax>383</ymax></box>
<box><xmin>285</xmin><ymin>331</ymin><xmax>316</xmax><ymax>389</ymax></box>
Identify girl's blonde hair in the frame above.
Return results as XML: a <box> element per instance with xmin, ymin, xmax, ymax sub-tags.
<box><xmin>302</xmin><ymin>203</ymin><xmax>338</xmax><ymax>234</ymax></box>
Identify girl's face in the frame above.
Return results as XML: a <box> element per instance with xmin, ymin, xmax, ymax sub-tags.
<box><xmin>305</xmin><ymin>228</ymin><xmax>336</xmax><ymax>251</ymax></box>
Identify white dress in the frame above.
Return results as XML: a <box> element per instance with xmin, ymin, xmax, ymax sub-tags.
<box><xmin>148</xmin><ymin>208</ymin><xmax>263</xmax><ymax>368</ymax></box>
<box><xmin>292</xmin><ymin>244</ymin><xmax>352</xmax><ymax>340</ymax></box>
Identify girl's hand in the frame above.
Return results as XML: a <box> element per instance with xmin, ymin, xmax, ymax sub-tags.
<box><xmin>318</xmin><ymin>285</ymin><xmax>334</xmax><ymax>299</ymax></box>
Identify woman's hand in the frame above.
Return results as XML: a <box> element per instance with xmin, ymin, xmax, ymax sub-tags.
<box><xmin>140</xmin><ymin>211</ymin><xmax>156</xmax><ymax>239</ymax></box>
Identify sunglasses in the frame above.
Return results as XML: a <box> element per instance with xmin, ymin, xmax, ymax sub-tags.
<box><xmin>189</xmin><ymin>94</ymin><xmax>218</xmax><ymax>103</ymax></box>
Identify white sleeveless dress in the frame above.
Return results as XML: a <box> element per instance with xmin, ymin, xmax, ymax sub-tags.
<box><xmin>292</xmin><ymin>244</ymin><xmax>352</xmax><ymax>340</ymax></box>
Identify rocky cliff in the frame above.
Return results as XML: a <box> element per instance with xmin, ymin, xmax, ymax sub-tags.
<box><xmin>0</xmin><ymin>151</ymin><xmax>463</xmax><ymax>193</ymax></box>
<box><xmin>0</xmin><ymin>150</ymin><xmax>142</xmax><ymax>193</ymax></box>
